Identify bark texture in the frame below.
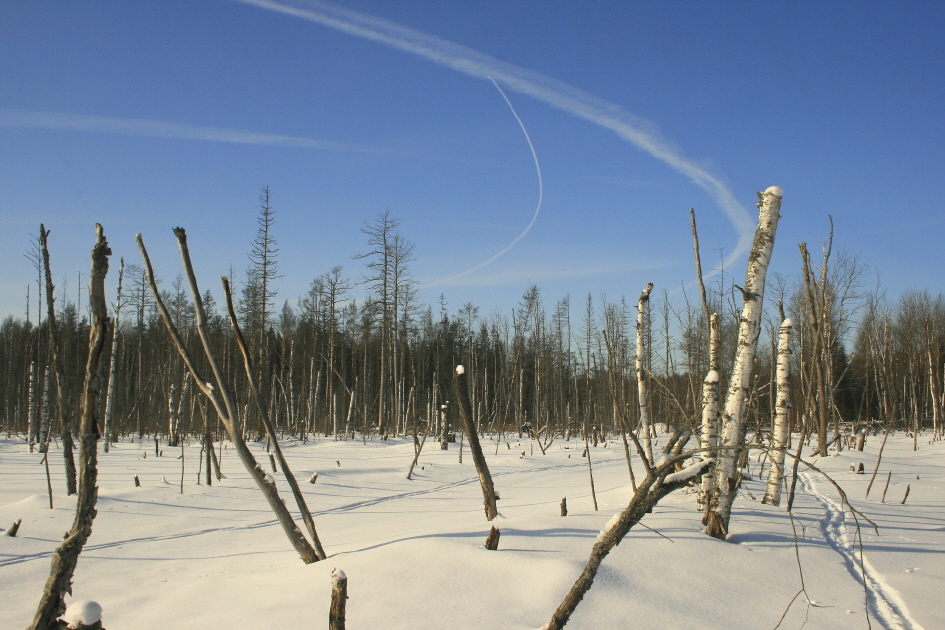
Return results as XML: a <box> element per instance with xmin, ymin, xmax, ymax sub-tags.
<box><xmin>453</xmin><ymin>365</ymin><xmax>498</xmax><ymax>521</ymax></box>
<box><xmin>30</xmin><ymin>224</ymin><xmax>110</xmax><ymax>630</ymax></box>
<box><xmin>763</xmin><ymin>318</ymin><xmax>793</xmax><ymax>506</ymax></box>
<box><xmin>706</xmin><ymin>187</ymin><xmax>782</xmax><ymax>539</ymax></box>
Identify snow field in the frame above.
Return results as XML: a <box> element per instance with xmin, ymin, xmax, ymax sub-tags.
<box><xmin>1</xmin><ymin>433</ymin><xmax>941</xmax><ymax>629</ymax></box>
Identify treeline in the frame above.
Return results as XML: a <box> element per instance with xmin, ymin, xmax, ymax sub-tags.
<box><xmin>2</xmin><ymin>210</ymin><xmax>944</xmax><ymax>451</ymax></box>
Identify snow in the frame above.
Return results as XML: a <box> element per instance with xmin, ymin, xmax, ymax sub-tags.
<box><xmin>705</xmin><ymin>369</ymin><xmax>719</xmax><ymax>383</ymax></box>
<box><xmin>455</xmin><ymin>364</ymin><xmax>465</xmax><ymax>375</ymax></box>
<box><xmin>62</xmin><ymin>600</ymin><xmax>102</xmax><ymax>628</ymax></box>
<box><xmin>764</xmin><ymin>185</ymin><xmax>783</xmax><ymax>196</ymax></box>
<box><xmin>1</xmin><ymin>432</ymin><xmax>942</xmax><ymax>629</ymax></box>
<box><xmin>663</xmin><ymin>458</ymin><xmax>713</xmax><ymax>485</ymax></box>
<box><xmin>782</xmin><ymin>317</ymin><xmax>793</xmax><ymax>327</ymax></box>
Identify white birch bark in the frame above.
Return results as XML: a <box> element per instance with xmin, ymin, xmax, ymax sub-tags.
<box><xmin>39</xmin><ymin>366</ymin><xmax>51</xmax><ymax>453</ymax></box>
<box><xmin>28</xmin><ymin>360</ymin><xmax>38</xmax><ymax>449</ymax></box>
<box><xmin>635</xmin><ymin>282</ymin><xmax>654</xmax><ymax>463</ymax></box>
<box><xmin>103</xmin><ymin>258</ymin><xmax>124</xmax><ymax>452</ymax></box>
<box><xmin>763</xmin><ymin>318</ymin><xmax>792</xmax><ymax>506</ymax></box>
<box><xmin>697</xmin><ymin>312</ymin><xmax>721</xmax><ymax>510</ymax></box>
<box><xmin>706</xmin><ymin>186</ymin><xmax>782</xmax><ymax>539</ymax></box>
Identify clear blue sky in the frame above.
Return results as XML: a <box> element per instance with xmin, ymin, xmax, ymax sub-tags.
<box><xmin>2</xmin><ymin>0</ymin><xmax>943</xmax><ymax>322</ymax></box>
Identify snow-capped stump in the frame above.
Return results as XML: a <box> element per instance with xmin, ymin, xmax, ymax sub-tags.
<box><xmin>484</xmin><ymin>526</ymin><xmax>500</xmax><ymax>550</ymax></box>
<box><xmin>61</xmin><ymin>600</ymin><xmax>103</xmax><ymax>629</ymax></box>
<box><xmin>6</xmin><ymin>518</ymin><xmax>22</xmax><ymax>537</ymax></box>
<box><xmin>329</xmin><ymin>568</ymin><xmax>347</xmax><ymax>630</ymax></box>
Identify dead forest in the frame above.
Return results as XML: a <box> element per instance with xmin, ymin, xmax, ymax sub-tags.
<box><xmin>2</xmin><ymin>204</ymin><xmax>943</xmax><ymax>461</ymax></box>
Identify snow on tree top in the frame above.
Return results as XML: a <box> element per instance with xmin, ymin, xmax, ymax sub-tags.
<box><xmin>705</xmin><ymin>370</ymin><xmax>719</xmax><ymax>383</ymax></box>
<box><xmin>782</xmin><ymin>317</ymin><xmax>793</xmax><ymax>327</ymax></box>
<box><xmin>62</xmin><ymin>600</ymin><xmax>103</xmax><ymax>628</ymax></box>
<box><xmin>455</xmin><ymin>365</ymin><xmax>465</xmax><ymax>375</ymax></box>
<box><xmin>764</xmin><ymin>186</ymin><xmax>783</xmax><ymax>197</ymax></box>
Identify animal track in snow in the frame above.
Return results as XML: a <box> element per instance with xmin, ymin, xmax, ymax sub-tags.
<box><xmin>800</xmin><ymin>471</ymin><xmax>926</xmax><ymax>630</ymax></box>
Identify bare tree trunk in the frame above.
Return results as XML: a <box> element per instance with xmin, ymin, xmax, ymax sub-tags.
<box><xmin>30</xmin><ymin>224</ymin><xmax>111</xmax><ymax>630</ymax></box>
<box><xmin>102</xmin><ymin>258</ymin><xmax>124</xmax><ymax>453</ymax></box>
<box><xmin>635</xmin><ymin>282</ymin><xmax>655</xmax><ymax>463</ymax></box>
<box><xmin>543</xmin><ymin>455</ymin><xmax>713</xmax><ymax>630</ymax></box>
<box><xmin>39</xmin><ymin>225</ymin><xmax>77</xmax><ymax>496</ymax></box>
<box><xmin>697</xmin><ymin>313</ymin><xmax>720</xmax><ymax>511</ymax></box>
<box><xmin>137</xmin><ymin>230</ymin><xmax>321</xmax><ymax>564</ymax></box>
<box><xmin>454</xmin><ymin>365</ymin><xmax>498</xmax><ymax>520</ymax></box>
<box><xmin>763</xmin><ymin>318</ymin><xmax>793</xmax><ymax>506</ymax></box>
<box><xmin>706</xmin><ymin>187</ymin><xmax>782</xmax><ymax>540</ymax></box>
<box><xmin>221</xmin><ymin>276</ymin><xmax>327</xmax><ymax>560</ymax></box>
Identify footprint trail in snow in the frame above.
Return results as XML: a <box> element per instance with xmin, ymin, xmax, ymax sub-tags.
<box><xmin>799</xmin><ymin>471</ymin><xmax>926</xmax><ymax>630</ymax></box>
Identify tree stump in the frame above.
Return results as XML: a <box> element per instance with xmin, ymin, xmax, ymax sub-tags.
<box><xmin>560</xmin><ymin>498</ymin><xmax>568</xmax><ymax>517</ymax></box>
<box><xmin>329</xmin><ymin>569</ymin><xmax>347</xmax><ymax>630</ymax></box>
<box><xmin>6</xmin><ymin>519</ymin><xmax>22</xmax><ymax>537</ymax></box>
<box><xmin>484</xmin><ymin>526</ymin><xmax>500</xmax><ymax>550</ymax></box>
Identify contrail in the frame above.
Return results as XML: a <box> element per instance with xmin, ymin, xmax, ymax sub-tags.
<box><xmin>234</xmin><ymin>0</ymin><xmax>756</xmax><ymax>273</ymax></box>
<box><xmin>0</xmin><ymin>108</ymin><xmax>377</xmax><ymax>152</ymax></box>
<box><xmin>426</xmin><ymin>77</ymin><xmax>543</xmax><ymax>288</ymax></box>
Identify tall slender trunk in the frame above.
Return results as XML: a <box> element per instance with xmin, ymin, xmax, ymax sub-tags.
<box><xmin>635</xmin><ymin>282</ymin><xmax>655</xmax><ymax>463</ymax></box>
<box><xmin>30</xmin><ymin>224</ymin><xmax>111</xmax><ymax>630</ymax></box>
<box><xmin>103</xmin><ymin>258</ymin><xmax>124</xmax><ymax>452</ymax></box>
<box><xmin>763</xmin><ymin>318</ymin><xmax>793</xmax><ymax>506</ymax></box>
<box><xmin>706</xmin><ymin>187</ymin><xmax>782</xmax><ymax>540</ymax></box>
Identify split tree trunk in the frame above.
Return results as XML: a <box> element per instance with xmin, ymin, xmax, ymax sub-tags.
<box><xmin>30</xmin><ymin>224</ymin><xmax>111</xmax><ymax>630</ymax></box>
<box><xmin>706</xmin><ymin>187</ymin><xmax>782</xmax><ymax>540</ymax></box>
<box><xmin>137</xmin><ymin>229</ymin><xmax>322</xmax><ymax>564</ymax></box>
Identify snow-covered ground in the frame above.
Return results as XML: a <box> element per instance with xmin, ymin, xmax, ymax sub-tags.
<box><xmin>1</xmin><ymin>431</ymin><xmax>941</xmax><ymax>629</ymax></box>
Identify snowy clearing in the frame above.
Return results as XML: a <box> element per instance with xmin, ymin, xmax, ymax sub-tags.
<box><xmin>1</xmin><ymin>432</ymin><xmax>941</xmax><ymax>629</ymax></box>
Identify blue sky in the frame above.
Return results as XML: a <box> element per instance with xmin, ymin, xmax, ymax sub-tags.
<box><xmin>2</xmin><ymin>0</ymin><xmax>943</xmax><ymax>323</ymax></box>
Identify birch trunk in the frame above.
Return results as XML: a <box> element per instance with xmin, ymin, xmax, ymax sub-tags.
<box><xmin>706</xmin><ymin>186</ymin><xmax>782</xmax><ymax>540</ymax></box>
<box><xmin>102</xmin><ymin>258</ymin><xmax>124</xmax><ymax>452</ymax></box>
<box><xmin>635</xmin><ymin>282</ymin><xmax>654</xmax><ymax>463</ymax></box>
<box><xmin>28</xmin><ymin>361</ymin><xmax>38</xmax><ymax>449</ymax></box>
<box><xmin>763</xmin><ymin>318</ymin><xmax>793</xmax><ymax>506</ymax></box>
<box><xmin>697</xmin><ymin>313</ymin><xmax>720</xmax><ymax>510</ymax></box>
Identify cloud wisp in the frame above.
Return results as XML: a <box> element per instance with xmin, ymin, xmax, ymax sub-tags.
<box><xmin>0</xmin><ymin>108</ymin><xmax>375</xmax><ymax>153</ymax></box>
<box><xmin>426</xmin><ymin>77</ymin><xmax>543</xmax><ymax>288</ymax></box>
<box><xmin>236</xmin><ymin>0</ymin><xmax>756</xmax><ymax>275</ymax></box>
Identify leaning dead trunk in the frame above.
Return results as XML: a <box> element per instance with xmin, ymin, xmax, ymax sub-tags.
<box><xmin>30</xmin><ymin>224</ymin><xmax>111</xmax><ymax>630</ymax></box>
<box><xmin>763</xmin><ymin>318</ymin><xmax>793</xmax><ymax>506</ymax></box>
<box><xmin>454</xmin><ymin>365</ymin><xmax>498</xmax><ymax>520</ymax></box>
<box><xmin>706</xmin><ymin>187</ymin><xmax>782</xmax><ymax>540</ymax></box>
<box><xmin>543</xmin><ymin>454</ymin><xmax>713</xmax><ymax>630</ymax></box>
<box><xmin>137</xmin><ymin>230</ymin><xmax>321</xmax><ymax>564</ymax></box>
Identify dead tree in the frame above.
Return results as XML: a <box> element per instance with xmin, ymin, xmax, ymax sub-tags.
<box><xmin>706</xmin><ymin>187</ymin><xmax>782</xmax><ymax>540</ymax></box>
<box><xmin>30</xmin><ymin>224</ymin><xmax>111</xmax><ymax>630</ymax></box>
<box><xmin>39</xmin><ymin>225</ymin><xmax>77</xmax><ymax>495</ymax></box>
<box><xmin>454</xmin><ymin>365</ymin><xmax>498</xmax><ymax>520</ymax></box>
<box><xmin>542</xmin><ymin>453</ymin><xmax>713</xmax><ymax>630</ymax></box>
<box><xmin>137</xmin><ymin>229</ymin><xmax>322</xmax><ymax>564</ymax></box>
<box><xmin>763</xmin><ymin>318</ymin><xmax>793</xmax><ymax>505</ymax></box>
<box><xmin>635</xmin><ymin>282</ymin><xmax>655</xmax><ymax>462</ymax></box>
<box><xmin>221</xmin><ymin>275</ymin><xmax>327</xmax><ymax>560</ymax></box>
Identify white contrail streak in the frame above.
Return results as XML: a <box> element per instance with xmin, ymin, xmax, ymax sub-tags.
<box><xmin>0</xmin><ymin>108</ymin><xmax>374</xmax><ymax>152</ymax></box>
<box><xmin>235</xmin><ymin>0</ymin><xmax>756</xmax><ymax>272</ymax></box>
<box><xmin>427</xmin><ymin>77</ymin><xmax>543</xmax><ymax>288</ymax></box>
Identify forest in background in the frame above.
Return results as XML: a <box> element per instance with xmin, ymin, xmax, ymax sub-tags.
<box><xmin>2</xmin><ymin>190</ymin><xmax>944</xmax><ymax>456</ymax></box>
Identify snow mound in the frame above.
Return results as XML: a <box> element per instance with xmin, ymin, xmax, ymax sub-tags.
<box><xmin>62</xmin><ymin>600</ymin><xmax>102</xmax><ymax>628</ymax></box>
